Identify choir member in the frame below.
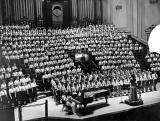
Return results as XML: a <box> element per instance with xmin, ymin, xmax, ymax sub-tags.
<box><xmin>31</xmin><ymin>78</ymin><xmax>37</xmax><ymax>101</ymax></box>
<box><xmin>14</xmin><ymin>77</ymin><xmax>21</xmax><ymax>105</ymax></box>
<box><xmin>20</xmin><ymin>75</ymin><xmax>27</xmax><ymax>105</ymax></box>
<box><xmin>1</xmin><ymin>80</ymin><xmax>8</xmax><ymax>105</ymax></box>
<box><xmin>152</xmin><ymin>71</ymin><xmax>158</xmax><ymax>91</ymax></box>
<box><xmin>8</xmin><ymin>79</ymin><xmax>16</xmax><ymax>106</ymax></box>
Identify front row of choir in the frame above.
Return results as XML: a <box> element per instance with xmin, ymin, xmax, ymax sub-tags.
<box><xmin>51</xmin><ymin>73</ymin><xmax>158</xmax><ymax>105</ymax></box>
<box><xmin>0</xmin><ymin>76</ymin><xmax>37</xmax><ymax>107</ymax></box>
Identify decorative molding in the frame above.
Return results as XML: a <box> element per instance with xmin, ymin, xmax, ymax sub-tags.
<box><xmin>116</xmin><ymin>5</ymin><xmax>122</xmax><ymax>10</ymax></box>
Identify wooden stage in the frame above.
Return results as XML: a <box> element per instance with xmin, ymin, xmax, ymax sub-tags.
<box><xmin>14</xmin><ymin>88</ymin><xmax>160</xmax><ymax>121</ymax></box>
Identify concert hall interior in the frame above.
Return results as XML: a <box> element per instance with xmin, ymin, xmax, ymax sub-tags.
<box><xmin>0</xmin><ymin>0</ymin><xmax>160</xmax><ymax>121</ymax></box>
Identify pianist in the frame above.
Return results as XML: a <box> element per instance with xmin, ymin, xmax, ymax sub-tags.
<box><xmin>65</xmin><ymin>96</ymin><xmax>77</xmax><ymax>114</ymax></box>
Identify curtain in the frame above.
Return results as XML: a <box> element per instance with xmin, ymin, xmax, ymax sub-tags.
<box><xmin>2</xmin><ymin>0</ymin><xmax>43</xmax><ymax>26</ymax></box>
<box><xmin>71</xmin><ymin>0</ymin><xmax>102</xmax><ymax>26</ymax></box>
<box><xmin>1</xmin><ymin>0</ymin><xmax>103</xmax><ymax>27</ymax></box>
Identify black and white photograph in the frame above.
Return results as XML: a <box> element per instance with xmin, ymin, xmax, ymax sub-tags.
<box><xmin>0</xmin><ymin>0</ymin><xmax>160</xmax><ymax>121</ymax></box>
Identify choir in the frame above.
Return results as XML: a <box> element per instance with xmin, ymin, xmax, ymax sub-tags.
<box><xmin>0</xmin><ymin>25</ymin><xmax>159</xmax><ymax>112</ymax></box>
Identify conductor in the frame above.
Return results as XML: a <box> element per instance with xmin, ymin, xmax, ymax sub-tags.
<box><xmin>129</xmin><ymin>74</ymin><xmax>138</xmax><ymax>102</ymax></box>
<box><xmin>125</xmin><ymin>74</ymin><xmax>143</xmax><ymax>106</ymax></box>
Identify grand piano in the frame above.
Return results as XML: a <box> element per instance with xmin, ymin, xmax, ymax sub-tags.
<box><xmin>72</xmin><ymin>89</ymin><xmax>110</xmax><ymax>108</ymax></box>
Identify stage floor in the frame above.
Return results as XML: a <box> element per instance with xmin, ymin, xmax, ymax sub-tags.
<box><xmin>14</xmin><ymin>88</ymin><xmax>160</xmax><ymax>121</ymax></box>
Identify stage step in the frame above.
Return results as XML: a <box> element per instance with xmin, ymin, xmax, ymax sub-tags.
<box><xmin>37</xmin><ymin>94</ymin><xmax>47</xmax><ymax>100</ymax></box>
<box><xmin>44</xmin><ymin>90</ymin><xmax>52</xmax><ymax>97</ymax></box>
<box><xmin>37</xmin><ymin>90</ymin><xmax>52</xmax><ymax>100</ymax></box>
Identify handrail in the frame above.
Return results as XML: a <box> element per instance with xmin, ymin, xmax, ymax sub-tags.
<box><xmin>80</xmin><ymin>61</ymin><xmax>87</xmax><ymax>70</ymax></box>
<box><xmin>91</xmin><ymin>60</ymin><xmax>98</xmax><ymax>69</ymax></box>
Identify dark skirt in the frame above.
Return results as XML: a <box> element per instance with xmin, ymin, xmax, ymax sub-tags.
<box><xmin>146</xmin><ymin>80</ymin><xmax>149</xmax><ymax>86</ymax></box>
<box><xmin>44</xmin><ymin>79</ymin><xmax>48</xmax><ymax>90</ymax></box>
<box><xmin>129</xmin><ymin>85</ymin><xmax>138</xmax><ymax>102</ymax></box>
<box><xmin>28</xmin><ymin>88</ymin><xmax>33</xmax><ymax>102</ymax></box>
<box><xmin>149</xmin><ymin>79</ymin><xmax>153</xmax><ymax>85</ymax></box>
<box><xmin>113</xmin><ymin>86</ymin><xmax>118</xmax><ymax>92</ymax></box>
<box><xmin>1</xmin><ymin>95</ymin><xmax>8</xmax><ymax>105</ymax></box>
<box><xmin>56</xmin><ymin>90</ymin><xmax>61</xmax><ymax>104</ymax></box>
<box><xmin>137</xmin><ymin>81</ymin><xmax>142</xmax><ymax>88</ymax></box>
<box><xmin>10</xmin><ymin>93</ymin><xmax>16</xmax><ymax>106</ymax></box>
<box><xmin>108</xmin><ymin>85</ymin><xmax>113</xmax><ymax>92</ymax></box>
<box><xmin>21</xmin><ymin>90</ymin><xmax>27</xmax><ymax>104</ymax></box>
<box><xmin>16</xmin><ymin>92</ymin><xmax>20</xmax><ymax>105</ymax></box>
<box><xmin>142</xmin><ymin>81</ymin><xmax>146</xmax><ymax>87</ymax></box>
<box><xmin>33</xmin><ymin>87</ymin><xmax>37</xmax><ymax>101</ymax></box>
<box><xmin>33</xmin><ymin>87</ymin><xmax>37</xmax><ymax>94</ymax></box>
<box><xmin>17</xmin><ymin>91</ymin><xmax>22</xmax><ymax>105</ymax></box>
<box><xmin>25</xmin><ymin>89</ymin><xmax>30</xmax><ymax>103</ymax></box>
<box><xmin>153</xmin><ymin>79</ymin><xmax>157</xmax><ymax>90</ymax></box>
<box><xmin>123</xmin><ymin>84</ymin><xmax>130</xmax><ymax>90</ymax></box>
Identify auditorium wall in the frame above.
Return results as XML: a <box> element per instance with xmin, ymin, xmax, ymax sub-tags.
<box><xmin>102</xmin><ymin>0</ymin><xmax>144</xmax><ymax>39</ymax></box>
<box><xmin>145</xmin><ymin>0</ymin><xmax>160</xmax><ymax>28</ymax></box>
<box><xmin>102</xmin><ymin>0</ymin><xmax>160</xmax><ymax>42</ymax></box>
<box><xmin>112</xmin><ymin>0</ymin><xmax>127</xmax><ymax>29</ymax></box>
<box><xmin>102</xmin><ymin>0</ymin><xmax>133</xmax><ymax>33</ymax></box>
<box><xmin>136</xmin><ymin>0</ymin><xmax>160</xmax><ymax>41</ymax></box>
<box><xmin>0</xmin><ymin>1</ymin><xmax>2</xmax><ymax>25</ymax></box>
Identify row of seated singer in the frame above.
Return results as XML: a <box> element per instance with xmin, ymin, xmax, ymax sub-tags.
<box><xmin>1</xmin><ymin>24</ymin><xmax>142</xmax><ymax>76</ymax></box>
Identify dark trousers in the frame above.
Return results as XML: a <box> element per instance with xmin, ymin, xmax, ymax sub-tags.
<box><xmin>10</xmin><ymin>93</ymin><xmax>16</xmax><ymax>106</ymax></box>
<box><xmin>153</xmin><ymin>79</ymin><xmax>157</xmax><ymax>91</ymax></box>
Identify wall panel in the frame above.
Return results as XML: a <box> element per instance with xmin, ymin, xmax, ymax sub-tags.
<box><xmin>0</xmin><ymin>1</ymin><xmax>2</xmax><ymax>25</ymax></box>
<box><xmin>126</xmin><ymin>0</ymin><xmax>132</xmax><ymax>32</ymax></box>
<box><xmin>102</xmin><ymin>0</ymin><xmax>132</xmax><ymax>32</ymax></box>
<box><xmin>1</xmin><ymin>0</ymin><xmax>40</xmax><ymax>26</ymax></box>
<box><xmin>140</xmin><ymin>0</ymin><xmax>145</xmax><ymax>40</ymax></box>
<box><xmin>145</xmin><ymin>0</ymin><xmax>160</xmax><ymax>27</ymax></box>
<box><xmin>132</xmin><ymin>0</ymin><xmax>138</xmax><ymax>37</ymax></box>
<box><xmin>71</xmin><ymin>0</ymin><xmax>102</xmax><ymax>26</ymax></box>
<box><xmin>102</xmin><ymin>0</ymin><xmax>108</xmax><ymax>24</ymax></box>
<box><xmin>112</xmin><ymin>0</ymin><xmax>127</xmax><ymax>28</ymax></box>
